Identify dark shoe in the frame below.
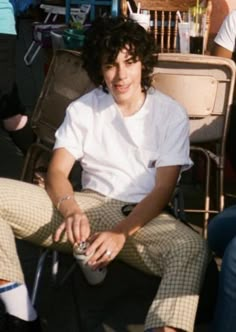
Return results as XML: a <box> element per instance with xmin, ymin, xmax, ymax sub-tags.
<box><xmin>5</xmin><ymin>314</ymin><xmax>42</xmax><ymax>332</ymax></box>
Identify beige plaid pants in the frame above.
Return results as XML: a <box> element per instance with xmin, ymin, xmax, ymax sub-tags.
<box><xmin>0</xmin><ymin>178</ymin><xmax>209</xmax><ymax>332</ymax></box>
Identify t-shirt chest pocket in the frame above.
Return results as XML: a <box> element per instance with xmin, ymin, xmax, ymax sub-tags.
<box><xmin>138</xmin><ymin>148</ymin><xmax>159</xmax><ymax>169</ymax></box>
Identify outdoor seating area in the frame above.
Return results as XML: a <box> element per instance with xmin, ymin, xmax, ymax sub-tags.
<box><xmin>0</xmin><ymin>0</ymin><xmax>236</xmax><ymax>331</ymax></box>
<box><xmin>23</xmin><ymin>0</ymin><xmax>214</xmax><ymax>67</ymax></box>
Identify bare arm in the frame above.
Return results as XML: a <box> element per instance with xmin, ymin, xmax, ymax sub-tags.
<box><xmin>113</xmin><ymin>165</ymin><xmax>181</xmax><ymax>237</ymax></box>
<box><xmin>46</xmin><ymin>148</ymin><xmax>90</xmax><ymax>243</ymax></box>
<box><xmin>212</xmin><ymin>43</ymin><xmax>236</xmax><ymax>97</ymax></box>
<box><xmin>212</xmin><ymin>42</ymin><xmax>233</xmax><ymax>59</ymax></box>
<box><xmin>46</xmin><ymin>148</ymin><xmax>75</xmax><ymax>207</ymax></box>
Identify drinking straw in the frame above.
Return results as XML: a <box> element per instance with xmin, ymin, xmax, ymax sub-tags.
<box><xmin>176</xmin><ymin>10</ymin><xmax>183</xmax><ymax>23</ymax></box>
<box><xmin>127</xmin><ymin>1</ymin><xmax>133</xmax><ymax>14</ymax></box>
<box><xmin>137</xmin><ymin>2</ymin><xmax>141</xmax><ymax>14</ymax></box>
<box><xmin>195</xmin><ymin>0</ymin><xmax>199</xmax><ymax>35</ymax></box>
<box><xmin>196</xmin><ymin>0</ymin><xmax>199</xmax><ymax>11</ymax></box>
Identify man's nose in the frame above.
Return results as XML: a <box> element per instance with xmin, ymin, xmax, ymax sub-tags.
<box><xmin>117</xmin><ymin>65</ymin><xmax>127</xmax><ymax>79</ymax></box>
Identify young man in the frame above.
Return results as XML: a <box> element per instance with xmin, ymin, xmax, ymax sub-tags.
<box><xmin>0</xmin><ymin>16</ymin><xmax>209</xmax><ymax>332</ymax></box>
<box><xmin>212</xmin><ymin>9</ymin><xmax>236</xmax><ymax>171</ymax></box>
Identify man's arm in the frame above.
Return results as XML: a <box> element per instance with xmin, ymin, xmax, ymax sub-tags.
<box><xmin>46</xmin><ymin>148</ymin><xmax>75</xmax><ymax>202</ymax></box>
<box><xmin>46</xmin><ymin>148</ymin><xmax>90</xmax><ymax>243</ymax></box>
<box><xmin>212</xmin><ymin>43</ymin><xmax>236</xmax><ymax>98</ymax></box>
<box><xmin>212</xmin><ymin>43</ymin><xmax>233</xmax><ymax>59</ymax></box>
<box><xmin>113</xmin><ymin>165</ymin><xmax>181</xmax><ymax>237</ymax></box>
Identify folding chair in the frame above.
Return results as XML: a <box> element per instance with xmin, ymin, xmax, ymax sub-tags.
<box><xmin>120</xmin><ymin>0</ymin><xmax>212</xmax><ymax>54</ymax></box>
<box><xmin>151</xmin><ymin>53</ymin><xmax>236</xmax><ymax>238</ymax></box>
<box><xmin>65</xmin><ymin>0</ymin><xmax>119</xmax><ymax>23</ymax></box>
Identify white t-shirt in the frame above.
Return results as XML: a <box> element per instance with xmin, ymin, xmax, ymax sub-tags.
<box><xmin>214</xmin><ymin>10</ymin><xmax>236</xmax><ymax>53</ymax></box>
<box><xmin>54</xmin><ymin>87</ymin><xmax>192</xmax><ymax>203</ymax></box>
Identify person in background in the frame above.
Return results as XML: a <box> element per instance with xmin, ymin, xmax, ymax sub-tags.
<box><xmin>212</xmin><ymin>9</ymin><xmax>236</xmax><ymax>61</ymax></box>
<box><xmin>0</xmin><ymin>16</ymin><xmax>209</xmax><ymax>332</ymax></box>
<box><xmin>208</xmin><ymin>205</ymin><xmax>236</xmax><ymax>332</ymax></box>
<box><xmin>0</xmin><ymin>0</ymin><xmax>35</xmax><ymax>154</ymax></box>
<box><xmin>208</xmin><ymin>9</ymin><xmax>236</xmax><ymax>332</ymax></box>
<box><xmin>212</xmin><ymin>9</ymin><xmax>236</xmax><ymax>170</ymax></box>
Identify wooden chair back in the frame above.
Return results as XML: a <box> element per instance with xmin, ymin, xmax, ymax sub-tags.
<box><xmin>120</xmin><ymin>0</ymin><xmax>212</xmax><ymax>53</ymax></box>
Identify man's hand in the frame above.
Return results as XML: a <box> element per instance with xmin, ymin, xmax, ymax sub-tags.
<box><xmin>85</xmin><ymin>230</ymin><xmax>127</xmax><ymax>269</ymax></box>
<box><xmin>54</xmin><ymin>211</ymin><xmax>91</xmax><ymax>244</ymax></box>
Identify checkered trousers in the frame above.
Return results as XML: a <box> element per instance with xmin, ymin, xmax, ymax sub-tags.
<box><xmin>0</xmin><ymin>178</ymin><xmax>209</xmax><ymax>332</ymax></box>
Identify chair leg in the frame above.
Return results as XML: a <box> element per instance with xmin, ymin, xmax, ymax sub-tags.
<box><xmin>31</xmin><ymin>248</ymin><xmax>78</xmax><ymax>306</ymax></box>
<box><xmin>203</xmin><ymin>152</ymin><xmax>211</xmax><ymax>239</ymax></box>
<box><xmin>31</xmin><ymin>249</ymin><xmax>60</xmax><ymax>306</ymax></box>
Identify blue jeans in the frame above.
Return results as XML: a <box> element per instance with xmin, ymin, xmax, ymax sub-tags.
<box><xmin>208</xmin><ymin>205</ymin><xmax>236</xmax><ymax>332</ymax></box>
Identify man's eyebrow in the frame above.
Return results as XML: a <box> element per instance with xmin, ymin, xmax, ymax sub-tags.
<box><xmin>125</xmin><ymin>55</ymin><xmax>138</xmax><ymax>62</ymax></box>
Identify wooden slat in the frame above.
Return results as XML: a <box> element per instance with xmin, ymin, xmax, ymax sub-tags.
<box><xmin>121</xmin><ymin>0</ymin><xmax>212</xmax><ymax>53</ymax></box>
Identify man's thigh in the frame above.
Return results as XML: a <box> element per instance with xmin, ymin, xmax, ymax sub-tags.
<box><xmin>119</xmin><ymin>212</ymin><xmax>205</xmax><ymax>276</ymax></box>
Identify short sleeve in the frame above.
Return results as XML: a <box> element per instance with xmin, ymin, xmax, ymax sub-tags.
<box><xmin>214</xmin><ymin>11</ymin><xmax>236</xmax><ymax>52</ymax></box>
<box><xmin>157</xmin><ymin>103</ymin><xmax>193</xmax><ymax>172</ymax></box>
<box><xmin>53</xmin><ymin>103</ymin><xmax>84</xmax><ymax>160</ymax></box>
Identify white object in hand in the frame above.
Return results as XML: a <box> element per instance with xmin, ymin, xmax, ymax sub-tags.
<box><xmin>73</xmin><ymin>242</ymin><xmax>107</xmax><ymax>285</ymax></box>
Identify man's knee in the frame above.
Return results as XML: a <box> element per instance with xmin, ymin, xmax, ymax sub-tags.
<box><xmin>173</xmin><ymin>232</ymin><xmax>209</xmax><ymax>264</ymax></box>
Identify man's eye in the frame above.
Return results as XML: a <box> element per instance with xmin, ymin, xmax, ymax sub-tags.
<box><xmin>126</xmin><ymin>58</ymin><xmax>136</xmax><ymax>65</ymax></box>
<box><xmin>104</xmin><ymin>64</ymin><xmax>114</xmax><ymax>70</ymax></box>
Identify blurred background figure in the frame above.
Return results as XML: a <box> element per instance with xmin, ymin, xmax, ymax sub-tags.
<box><xmin>209</xmin><ymin>9</ymin><xmax>236</xmax><ymax>332</ymax></box>
<box><xmin>0</xmin><ymin>0</ymin><xmax>35</xmax><ymax>154</ymax></box>
<box><xmin>212</xmin><ymin>9</ymin><xmax>236</xmax><ymax>171</ymax></box>
<box><xmin>212</xmin><ymin>9</ymin><xmax>236</xmax><ymax>61</ymax></box>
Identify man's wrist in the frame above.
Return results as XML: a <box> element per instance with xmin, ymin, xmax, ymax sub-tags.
<box><xmin>113</xmin><ymin>222</ymin><xmax>132</xmax><ymax>239</ymax></box>
<box><xmin>56</xmin><ymin>194</ymin><xmax>74</xmax><ymax>210</ymax></box>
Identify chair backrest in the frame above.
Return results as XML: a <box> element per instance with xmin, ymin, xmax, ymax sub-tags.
<box><xmin>22</xmin><ymin>49</ymin><xmax>95</xmax><ymax>184</ymax></box>
<box><xmin>120</xmin><ymin>0</ymin><xmax>212</xmax><ymax>53</ymax></box>
<box><xmin>31</xmin><ymin>49</ymin><xmax>95</xmax><ymax>147</ymax></box>
<box><xmin>151</xmin><ymin>53</ymin><xmax>236</xmax><ymax>147</ymax></box>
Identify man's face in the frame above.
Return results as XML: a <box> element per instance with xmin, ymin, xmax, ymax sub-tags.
<box><xmin>101</xmin><ymin>48</ymin><xmax>143</xmax><ymax>106</ymax></box>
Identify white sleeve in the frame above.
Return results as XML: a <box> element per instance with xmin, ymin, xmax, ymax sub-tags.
<box><xmin>157</xmin><ymin>105</ymin><xmax>193</xmax><ymax>172</ymax></box>
<box><xmin>214</xmin><ymin>10</ymin><xmax>236</xmax><ymax>52</ymax></box>
<box><xmin>53</xmin><ymin>103</ymin><xmax>85</xmax><ymax>160</ymax></box>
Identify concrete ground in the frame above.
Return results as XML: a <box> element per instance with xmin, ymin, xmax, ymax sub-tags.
<box><xmin>1</xmin><ymin>8</ymin><xmax>233</xmax><ymax>332</ymax></box>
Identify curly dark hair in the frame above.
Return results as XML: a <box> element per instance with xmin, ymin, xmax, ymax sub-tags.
<box><xmin>81</xmin><ymin>16</ymin><xmax>156</xmax><ymax>92</ymax></box>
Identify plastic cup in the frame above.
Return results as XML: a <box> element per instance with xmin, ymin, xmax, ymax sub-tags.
<box><xmin>190</xmin><ymin>35</ymin><xmax>204</xmax><ymax>54</ymax></box>
<box><xmin>178</xmin><ymin>22</ymin><xmax>190</xmax><ymax>53</ymax></box>
<box><xmin>129</xmin><ymin>13</ymin><xmax>150</xmax><ymax>31</ymax></box>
